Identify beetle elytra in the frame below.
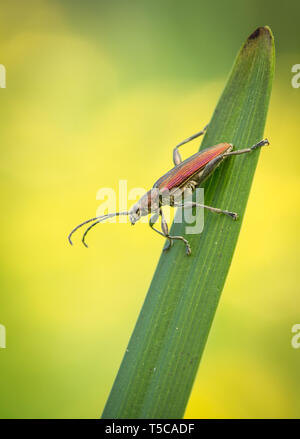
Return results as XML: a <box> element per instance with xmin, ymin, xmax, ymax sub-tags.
<box><xmin>68</xmin><ymin>124</ymin><xmax>269</xmax><ymax>255</ymax></box>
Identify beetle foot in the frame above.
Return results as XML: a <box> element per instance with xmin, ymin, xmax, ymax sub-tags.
<box><xmin>225</xmin><ymin>210</ymin><xmax>238</xmax><ymax>220</ymax></box>
<box><xmin>185</xmin><ymin>244</ymin><xmax>192</xmax><ymax>256</ymax></box>
<box><xmin>230</xmin><ymin>212</ymin><xmax>238</xmax><ymax>220</ymax></box>
<box><xmin>163</xmin><ymin>239</ymin><xmax>173</xmax><ymax>252</ymax></box>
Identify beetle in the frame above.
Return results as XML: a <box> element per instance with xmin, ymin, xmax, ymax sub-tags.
<box><xmin>68</xmin><ymin>124</ymin><xmax>269</xmax><ymax>255</ymax></box>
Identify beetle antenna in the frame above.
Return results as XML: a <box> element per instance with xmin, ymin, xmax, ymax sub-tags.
<box><xmin>68</xmin><ymin>212</ymin><xmax>129</xmax><ymax>246</ymax></box>
<box><xmin>81</xmin><ymin>212</ymin><xmax>130</xmax><ymax>247</ymax></box>
<box><xmin>81</xmin><ymin>220</ymin><xmax>103</xmax><ymax>247</ymax></box>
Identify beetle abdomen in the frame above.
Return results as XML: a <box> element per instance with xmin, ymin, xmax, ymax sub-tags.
<box><xmin>153</xmin><ymin>143</ymin><xmax>231</xmax><ymax>191</ymax></box>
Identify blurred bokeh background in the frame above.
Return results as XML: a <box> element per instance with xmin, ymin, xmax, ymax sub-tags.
<box><xmin>0</xmin><ymin>0</ymin><xmax>299</xmax><ymax>418</ymax></box>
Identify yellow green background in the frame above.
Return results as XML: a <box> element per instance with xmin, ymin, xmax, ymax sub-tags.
<box><xmin>0</xmin><ymin>0</ymin><xmax>299</xmax><ymax>418</ymax></box>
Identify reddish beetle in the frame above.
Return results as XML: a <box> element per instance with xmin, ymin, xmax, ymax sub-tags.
<box><xmin>68</xmin><ymin>125</ymin><xmax>269</xmax><ymax>255</ymax></box>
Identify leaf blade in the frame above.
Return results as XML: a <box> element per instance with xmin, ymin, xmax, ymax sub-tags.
<box><xmin>102</xmin><ymin>26</ymin><xmax>275</xmax><ymax>419</ymax></box>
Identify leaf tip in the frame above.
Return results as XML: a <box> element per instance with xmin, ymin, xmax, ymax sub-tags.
<box><xmin>244</xmin><ymin>26</ymin><xmax>274</xmax><ymax>49</ymax></box>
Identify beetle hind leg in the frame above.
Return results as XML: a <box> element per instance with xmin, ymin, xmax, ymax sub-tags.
<box><xmin>223</xmin><ymin>138</ymin><xmax>269</xmax><ymax>157</ymax></box>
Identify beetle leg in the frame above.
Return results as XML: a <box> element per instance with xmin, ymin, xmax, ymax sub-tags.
<box><xmin>161</xmin><ymin>210</ymin><xmax>192</xmax><ymax>255</ymax></box>
<box><xmin>149</xmin><ymin>210</ymin><xmax>174</xmax><ymax>251</ymax></box>
<box><xmin>149</xmin><ymin>209</ymin><xmax>192</xmax><ymax>255</ymax></box>
<box><xmin>223</xmin><ymin>138</ymin><xmax>269</xmax><ymax>157</ymax></box>
<box><xmin>173</xmin><ymin>124</ymin><xmax>208</xmax><ymax>165</ymax></box>
<box><xmin>175</xmin><ymin>201</ymin><xmax>238</xmax><ymax>220</ymax></box>
<box><xmin>160</xmin><ymin>210</ymin><xmax>174</xmax><ymax>252</ymax></box>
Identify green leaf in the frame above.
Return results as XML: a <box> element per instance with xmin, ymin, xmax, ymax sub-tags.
<box><xmin>102</xmin><ymin>26</ymin><xmax>275</xmax><ymax>419</ymax></box>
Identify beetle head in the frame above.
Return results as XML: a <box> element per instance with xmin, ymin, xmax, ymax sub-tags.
<box><xmin>129</xmin><ymin>204</ymin><xmax>142</xmax><ymax>225</ymax></box>
<box><xmin>129</xmin><ymin>189</ymin><xmax>160</xmax><ymax>225</ymax></box>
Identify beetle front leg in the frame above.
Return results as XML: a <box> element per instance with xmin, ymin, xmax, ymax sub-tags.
<box><xmin>173</xmin><ymin>124</ymin><xmax>208</xmax><ymax>165</ymax></box>
<box><xmin>149</xmin><ymin>209</ymin><xmax>172</xmax><ymax>247</ymax></box>
<box><xmin>161</xmin><ymin>212</ymin><xmax>192</xmax><ymax>256</ymax></box>
<box><xmin>149</xmin><ymin>209</ymin><xmax>173</xmax><ymax>251</ymax></box>
<box><xmin>175</xmin><ymin>201</ymin><xmax>238</xmax><ymax>220</ymax></box>
<box><xmin>160</xmin><ymin>210</ymin><xmax>174</xmax><ymax>252</ymax></box>
<box><xmin>161</xmin><ymin>210</ymin><xmax>192</xmax><ymax>255</ymax></box>
<box><xmin>149</xmin><ymin>209</ymin><xmax>192</xmax><ymax>255</ymax></box>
